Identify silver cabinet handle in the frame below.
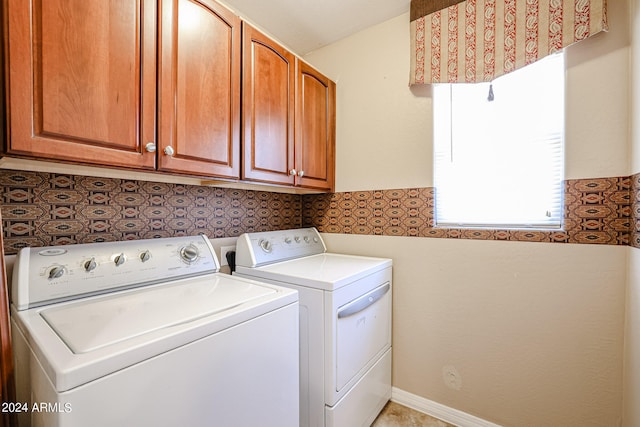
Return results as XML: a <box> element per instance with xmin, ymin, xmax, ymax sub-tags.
<box><xmin>164</xmin><ymin>146</ymin><xmax>175</xmax><ymax>156</ymax></box>
<box><xmin>289</xmin><ymin>169</ymin><xmax>297</xmax><ymax>176</ymax></box>
<box><xmin>337</xmin><ymin>282</ymin><xmax>390</xmax><ymax>319</ymax></box>
<box><xmin>298</xmin><ymin>170</ymin><xmax>305</xmax><ymax>177</ymax></box>
<box><xmin>145</xmin><ymin>142</ymin><xmax>157</xmax><ymax>153</ymax></box>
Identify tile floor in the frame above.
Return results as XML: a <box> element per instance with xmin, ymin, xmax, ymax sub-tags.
<box><xmin>371</xmin><ymin>401</ymin><xmax>456</xmax><ymax>427</ymax></box>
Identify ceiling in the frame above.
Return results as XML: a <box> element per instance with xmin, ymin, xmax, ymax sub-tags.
<box><xmin>221</xmin><ymin>0</ymin><xmax>411</xmax><ymax>55</ymax></box>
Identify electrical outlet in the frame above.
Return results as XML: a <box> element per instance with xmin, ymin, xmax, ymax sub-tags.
<box><xmin>220</xmin><ymin>245</ymin><xmax>235</xmax><ymax>267</ymax></box>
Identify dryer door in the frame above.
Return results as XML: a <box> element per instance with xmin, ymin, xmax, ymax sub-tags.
<box><xmin>335</xmin><ymin>281</ymin><xmax>391</xmax><ymax>392</ymax></box>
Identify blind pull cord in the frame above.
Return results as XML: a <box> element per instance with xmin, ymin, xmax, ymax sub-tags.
<box><xmin>487</xmin><ymin>83</ymin><xmax>495</xmax><ymax>102</ymax></box>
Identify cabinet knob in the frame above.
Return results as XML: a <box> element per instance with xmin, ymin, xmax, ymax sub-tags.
<box><xmin>164</xmin><ymin>146</ymin><xmax>175</xmax><ymax>156</ymax></box>
<box><xmin>289</xmin><ymin>169</ymin><xmax>297</xmax><ymax>176</ymax></box>
<box><xmin>298</xmin><ymin>170</ymin><xmax>305</xmax><ymax>177</ymax></box>
<box><xmin>145</xmin><ymin>142</ymin><xmax>157</xmax><ymax>153</ymax></box>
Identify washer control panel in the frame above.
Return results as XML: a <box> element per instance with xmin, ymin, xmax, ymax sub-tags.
<box><xmin>12</xmin><ymin>235</ymin><xmax>219</xmax><ymax>310</ymax></box>
<box><xmin>235</xmin><ymin>228</ymin><xmax>326</xmax><ymax>267</ymax></box>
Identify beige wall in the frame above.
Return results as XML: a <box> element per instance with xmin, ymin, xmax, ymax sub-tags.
<box><xmin>625</xmin><ymin>252</ymin><xmax>640</xmax><ymax>427</ymax></box>
<box><xmin>322</xmin><ymin>234</ymin><xmax>626</xmax><ymax>426</ymax></box>
<box><xmin>626</xmin><ymin>1</ymin><xmax>640</xmax><ymax>426</ymax></box>
<box><xmin>305</xmin><ymin>2</ymin><xmax>631</xmax><ymax>426</ymax></box>
<box><xmin>304</xmin><ymin>14</ymin><xmax>433</xmax><ymax>192</ymax></box>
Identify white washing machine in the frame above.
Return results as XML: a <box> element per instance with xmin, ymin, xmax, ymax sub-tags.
<box><xmin>234</xmin><ymin>227</ymin><xmax>392</xmax><ymax>427</ymax></box>
<box><xmin>10</xmin><ymin>235</ymin><xmax>299</xmax><ymax>427</ymax></box>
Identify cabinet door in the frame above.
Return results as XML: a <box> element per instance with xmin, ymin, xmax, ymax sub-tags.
<box><xmin>158</xmin><ymin>0</ymin><xmax>240</xmax><ymax>179</ymax></box>
<box><xmin>6</xmin><ymin>0</ymin><xmax>157</xmax><ymax>169</ymax></box>
<box><xmin>296</xmin><ymin>61</ymin><xmax>336</xmax><ymax>191</ymax></box>
<box><xmin>0</xmin><ymin>212</ymin><xmax>16</xmax><ymax>427</ymax></box>
<box><xmin>241</xmin><ymin>23</ymin><xmax>296</xmax><ymax>186</ymax></box>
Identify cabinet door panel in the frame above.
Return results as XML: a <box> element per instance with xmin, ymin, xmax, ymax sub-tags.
<box><xmin>296</xmin><ymin>62</ymin><xmax>336</xmax><ymax>191</ymax></box>
<box><xmin>0</xmin><ymin>212</ymin><xmax>15</xmax><ymax>427</ymax></box>
<box><xmin>7</xmin><ymin>0</ymin><xmax>156</xmax><ymax>169</ymax></box>
<box><xmin>158</xmin><ymin>0</ymin><xmax>240</xmax><ymax>178</ymax></box>
<box><xmin>242</xmin><ymin>24</ymin><xmax>295</xmax><ymax>186</ymax></box>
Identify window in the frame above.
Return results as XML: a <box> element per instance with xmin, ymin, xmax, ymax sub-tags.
<box><xmin>433</xmin><ymin>53</ymin><xmax>565</xmax><ymax>229</ymax></box>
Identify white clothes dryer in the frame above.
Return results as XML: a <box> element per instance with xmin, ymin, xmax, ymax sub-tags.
<box><xmin>234</xmin><ymin>227</ymin><xmax>392</xmax><ymax>427</ymax></box>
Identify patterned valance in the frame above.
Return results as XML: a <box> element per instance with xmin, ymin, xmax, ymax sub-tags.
<box><xmin>410</xmin><ymin>0</ymin><xmax>608</xmax><ymax>85</ymax></box>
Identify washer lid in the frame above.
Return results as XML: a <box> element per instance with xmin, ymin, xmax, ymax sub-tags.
<box><xmin>41</xmin><ymin>275</ymin><xmax>276</xmax><ymax>354</ymax></box>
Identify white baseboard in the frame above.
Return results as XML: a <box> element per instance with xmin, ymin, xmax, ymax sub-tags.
<box><xmin>391</xmin><ymin>387</ymin><xmax>503</xmax><ymax>427</ymax></box>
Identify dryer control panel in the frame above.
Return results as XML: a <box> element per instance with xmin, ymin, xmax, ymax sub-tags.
<box><xmin>12</xmin><ymin>235</ymin><xmax>219</xmax><ymax>310</ymax></box>
<box><xmin>235</xmin><ymin>228</ymin><xmax>326</xmax><ymax>267</ymax></box>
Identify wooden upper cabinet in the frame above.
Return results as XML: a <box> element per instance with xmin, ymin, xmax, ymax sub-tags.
<box><xmin>6</xmin><ymin>0</ymin><xmax>157</xmax><ymax>169</ymax></box>
<box><xmin>295</xmin><ymin>61</ymin><xmax>336</xmax><ymax>192</ymax></box>
<box><xmin>241</xmin><ymin>23</ymin><xmax>296</xmax><ymax>186</ymax></box>
<box><xmin>158</xmin><ymin>0</ymin><xmax>240</xmax><ymax>178</ymax></box>
<box><xmin>241</xmin><ymin>23</ymin><xmax>335</xmax><ymax>192</ymax></box>
<box><xmin>5</xmin><ymin>0</ymin><xmax>332</xmax><ymax>189</ymax></box>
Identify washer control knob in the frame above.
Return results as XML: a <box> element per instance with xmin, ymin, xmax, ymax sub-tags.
<box><xmin>180</xmin><ymin>245</ymin><xmax>199</xmax><ymax>263</ymax></box>
<box><xmin>259</xmin><ymin>239</ymin><xmax>272</xmax><ymax>253</ymax></box>
<box><xmin>284</xmin><ymin>237</ymin><xmax>292</xmax><ymax>244</ymax></box>
<box><xmin>294</xmin><ymin>236</ymin><xmax>300</xmax><ymax>243</ymax></box>
<box><xmin>84</xmin><ymin>257</ymin><xmax>97</xmax><ymax>272</ymax></box>
<box><xmin>114</xmin><ymin>253</ymin><xmax>126</xmax><ymax>267</ymax></box>
<box><xmin>140</xmin><ymin>250</ymin><xmax>151</xmax><ymax>263</ymax></box>
<box><xmin>48</xmin><ymin>266</ymin><xmax>65</xmax><ymax>280</ymax></box>
<box><xmin>304</xmin><ymin>236</ymin><xmax>310</xmax><ymax>243</ymax></box>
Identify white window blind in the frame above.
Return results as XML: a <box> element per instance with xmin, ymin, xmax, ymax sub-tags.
<box><xmin>433</xmin><ymin>53</ymin><xmax>565</xmax><ymax>229</ymax></box>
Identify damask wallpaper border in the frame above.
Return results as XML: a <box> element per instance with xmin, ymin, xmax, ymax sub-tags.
<box><xmin>302</xmin><ymin>176</ymin><xmax>636</xmax><ymax>247</ymax></box>
<box><xmin>631</xmin><ymin>172</ymin><xmax>640</xmax><ymax>248</ymax></box>
<box><xmin>1</xmin><ymin>170</ymin><xmax>639</xmax><ymax>255</ymax></box>
<box><xmin>0</xmin><ymin>170</ymin><xmax>302</xmax><ymax>255</ymax></box>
